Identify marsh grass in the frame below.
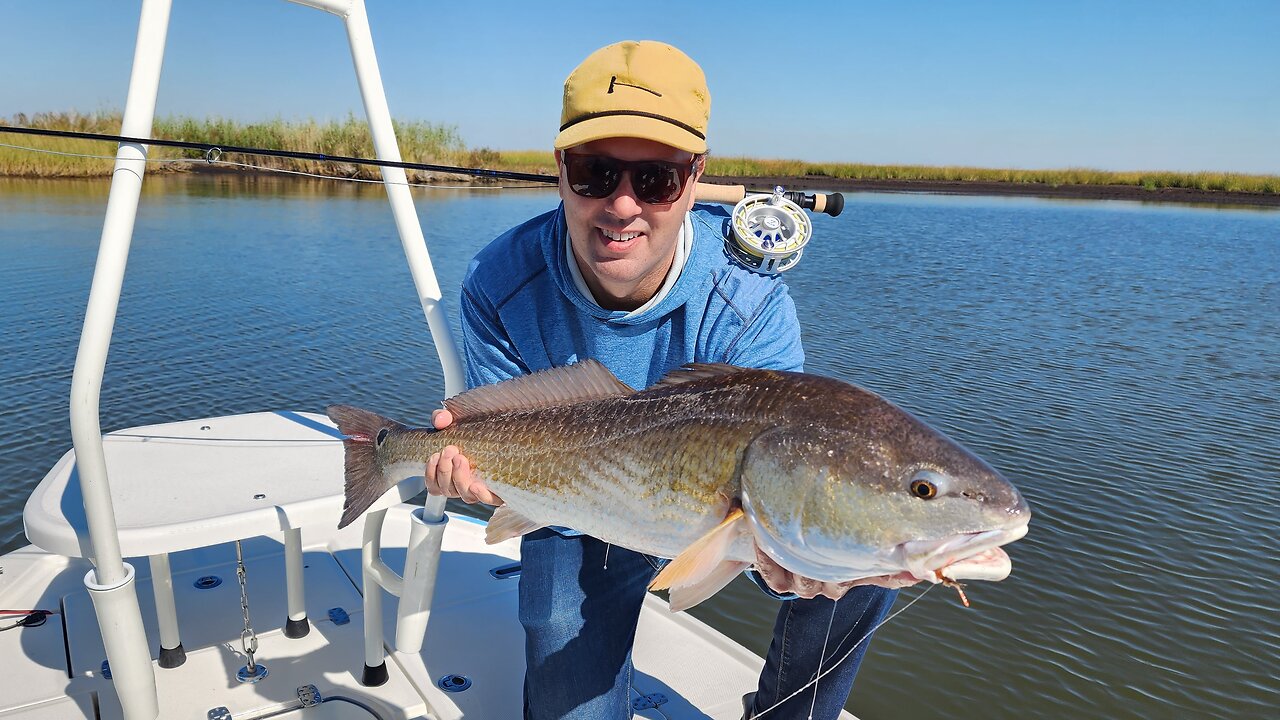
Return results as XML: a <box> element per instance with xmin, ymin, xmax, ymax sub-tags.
<box><xmin>4</xmin><ymin>112</ymin><xmax>1276</xmax><ymax>194</ymax></box>
<box><xmin>0</xmin><ymin>111</ymin><xmax>121</xmax><ymax>176</ymax></box>
<box><xmin>2</xmin><ymin>111</ymin><xmax>468</xmax><ymax>180</ymax></box>
<box><xmin>488</xmin><ymin>149</ymin><xmax>558</xmax><ymax>176</ymax></box>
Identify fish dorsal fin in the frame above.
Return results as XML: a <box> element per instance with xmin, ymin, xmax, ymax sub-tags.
<box><xmin>650</xmin><ymin>362</ymin><xmax>748</xmax><ymax>390</ymax></box>
<box><xmin>444</xmin><ymin>359</ymin><xmax>634</xmax><ymax>419</ymax></box>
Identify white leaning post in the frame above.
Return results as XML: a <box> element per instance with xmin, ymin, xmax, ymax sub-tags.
<box><xmin>355</xmin><ymin>506</ymin><xmax>444</xmax><ymax>684</ymax></box>
<box><xmin>287</xmin><ymin>0</ymin><xmax>464</xmax><ymax>679</ymax></box>
<box><xmin>148</xmin><ymin>553</ymin><xmax>186</xmax><ymax>667</ymax></box>
<box><xmin>69</xmin><ymin>0</ymin><xmax>173</xmax><ymax>717</ymax></box>
<box><xmin>282</xmin><ymin>527</ymin><xmax>310</xmax><ymax>638</ymax></box>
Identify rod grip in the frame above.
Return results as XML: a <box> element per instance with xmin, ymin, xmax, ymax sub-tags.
<box><xmin>697</xmin><ymin>183</ymin><xmax>845</xmax><ymax>218</ymax></box>
<box><xmin>808</xmin><ymin>191</ymin><xmax>845</xmax><ymax>218</ymax></box>
<box><xmin>694</xmin><ymin>182</ymin><xmax>747</xmax><ymax>205</ymax></box>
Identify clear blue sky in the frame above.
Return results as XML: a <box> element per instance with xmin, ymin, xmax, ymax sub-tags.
<box><xmin>3</xmin><ymin>0</ymin><xmax>1278</xmax><ymax>173</ymax></box>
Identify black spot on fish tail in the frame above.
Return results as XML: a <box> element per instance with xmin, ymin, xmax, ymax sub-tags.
<box><xmin>325</xmin><ymin>405</ymin><xmax>408</xmax><ymax>529</ymax></box>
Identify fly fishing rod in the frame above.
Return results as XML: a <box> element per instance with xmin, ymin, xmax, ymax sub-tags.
<box><xmin>0</xmin><ymin>124</ymin><xmax>844</xmax><ymax>217</ymax></box>
<box><xmin>1</xmin><ymin>122</ymin><xmax>842</xmax><ymax>273</ymax></box>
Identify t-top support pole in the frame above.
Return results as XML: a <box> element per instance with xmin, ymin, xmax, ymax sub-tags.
<box><xmin>69</xmin><ymin>0</ymin><xmax>173</xmax><ymax>716</ymax></box>
<box><xmin>289</xmin><ymin>0</ymin><xmax>463</xmax><ymax>670</ymax></box>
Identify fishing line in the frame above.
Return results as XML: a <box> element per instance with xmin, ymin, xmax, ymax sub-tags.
<box><xmin>104</xmin><ymin>433</ymin><xmax>341</xmax><ymax>443</ymax></box>
<box><xmin>750</xmin><ymin>584</ymin><xmax>935</xmax><ymax>719</ymax></box>
<box><xmin>0</xmin><ymin>140</ymin><xmax>189</xmax><ymax>163</ymax></box>
<box><xmin>809</xmin><ymin>600</ymin><xmax>839</xmax><ymax>719</ymax></box>
<box><xmin>194</xmin><ymin>157</ymin><xmax>512</xmax><ymax>190</ymax></box>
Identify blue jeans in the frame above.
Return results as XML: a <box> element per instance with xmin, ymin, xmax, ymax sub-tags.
<box><xmin>518</xmin><ymin>529</ymin><xmax>898</xmax><ymax>720</ymax></box>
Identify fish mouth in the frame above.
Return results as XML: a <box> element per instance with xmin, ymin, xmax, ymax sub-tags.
<box><xmin>898</xmin><ymin>521</ymin><xmax>1029</xmax><ymax>582</ymax></box>
<box><xmin>741</xmin><ymin>488</ymin><xmax>1031</xmax><ymax>585</ymax></box>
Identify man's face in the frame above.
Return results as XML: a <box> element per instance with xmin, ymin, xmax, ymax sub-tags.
<box><xmin>557</xmin><ymin>137</ymin><xmax>703</xmax><ymax>311</ymax></box>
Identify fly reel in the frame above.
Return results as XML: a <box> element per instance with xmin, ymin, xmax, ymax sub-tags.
<box><xmin>727</xmin><ymin>187</ymin><xmax>813</xmax><ymax>273</ymax></box>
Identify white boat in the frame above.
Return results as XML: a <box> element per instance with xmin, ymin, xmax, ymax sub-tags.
<box><xmin>0</xmin><ymin>1</ymin><xmax>854</xmax><ymax>718</ymax></box>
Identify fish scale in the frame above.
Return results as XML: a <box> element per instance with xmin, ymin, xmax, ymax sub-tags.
<box><xmin>386</xmin><ymin>401</ymin><xmax>757</xmax><ymax>555</ymax></box>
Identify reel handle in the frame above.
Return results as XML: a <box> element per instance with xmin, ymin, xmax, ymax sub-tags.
<box><xmin>694</xmin><ymin>182</ymin><xmax>845</xmax><ymax>217</ymax></box>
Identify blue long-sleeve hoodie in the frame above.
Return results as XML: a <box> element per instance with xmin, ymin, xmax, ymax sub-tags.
<box><xmin>459</xmin><ymin>203</ymin><xmax>804</xmax><ymax>392</ymax></box>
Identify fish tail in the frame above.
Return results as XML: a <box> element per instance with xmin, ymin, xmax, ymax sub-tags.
<box><xmin>326</xmin><ymin>404</ymin><xmax>408</xmax><ymax>529</ymax></box>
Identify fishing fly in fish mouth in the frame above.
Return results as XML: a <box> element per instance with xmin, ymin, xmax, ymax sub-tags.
<box><xmin>328</xmin><ymin>361</ymin><xmax>1031</xmax><ymax>611</ymax></box>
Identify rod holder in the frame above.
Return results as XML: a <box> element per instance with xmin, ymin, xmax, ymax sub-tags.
<box><xmin>395</xmin><ymin>507</ymin><xmax>448</xmax><ymax>653</ymax></box>
<box><xmin>86</xmin><ymin>563</ymin><xmax>160</xmax><ymax>719</ymax></box>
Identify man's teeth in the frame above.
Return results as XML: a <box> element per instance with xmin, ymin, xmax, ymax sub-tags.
<box><xmin>602</xmin><ymin>229</ymin><xmax>641</xmax><ymax>242</ymax></box>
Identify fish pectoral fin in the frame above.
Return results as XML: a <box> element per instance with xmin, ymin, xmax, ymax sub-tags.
<box><xmin>649</xmin><ymin>507</ymin><xmax>748</xmax><ymax>593</ymax></box>
<box><xmin>666</xmin><ymin>560</ymin><xmax>751</xmax><ymax>612</ymax></box>
<box><xmin>484</xmin><ymin>506</ymin><xmax>546</xmax><ymax>544</ymax></box>
<box><xmin>650</xmin><ymin>507</ymin><xmax>751</xmax><ymax>611</ymax></box>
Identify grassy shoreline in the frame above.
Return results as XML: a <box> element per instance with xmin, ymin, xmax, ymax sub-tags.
<box><xmin>4</xmin><ymin>112</ymin><xmax>1278</xmax><ymax>201</ymax></box>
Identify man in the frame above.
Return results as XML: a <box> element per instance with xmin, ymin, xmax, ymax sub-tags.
<box><xmin>425</xmin><ymin>40</ymin><xmax>897</xmax><ymax>719</ymax></box>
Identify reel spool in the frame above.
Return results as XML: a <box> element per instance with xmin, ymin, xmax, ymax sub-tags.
<box><xmin>727</xmin><ymin>187</ymin><xmax>813</xmax><ymax>273</ymax></box>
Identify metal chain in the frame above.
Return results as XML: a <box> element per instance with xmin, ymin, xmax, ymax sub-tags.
<box><xmin>234</xmin><ymin>540</ymin><xmax>259</xmax><ymax>672</ymax></box>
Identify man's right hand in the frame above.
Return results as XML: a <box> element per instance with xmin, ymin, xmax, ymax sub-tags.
<box><xmin>425</xmin><ymin>409</ymin><xmax>503</xmax><ymax>506</ymax></box>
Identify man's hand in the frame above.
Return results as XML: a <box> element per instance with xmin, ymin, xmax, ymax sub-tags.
<box><xmin>425</xmin><ymin>408</ymin><xmax>503</xmax><ymax>505</ymax></box>
<box><xmin>753</xmin><ymin>546</ymin><xmax>921</xmax><ymax>600</ymax></box>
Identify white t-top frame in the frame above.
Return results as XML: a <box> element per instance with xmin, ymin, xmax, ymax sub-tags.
<box><xmin>65</xmin><ymin>1</ymin><xmax>464</xmax><ymax>717</ymax></box>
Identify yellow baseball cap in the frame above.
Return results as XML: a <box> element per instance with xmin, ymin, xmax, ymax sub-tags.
<box><xmin>555</xmin><ymin>41</ymin><xmax>710</xmax><ymax>154</ymax></box>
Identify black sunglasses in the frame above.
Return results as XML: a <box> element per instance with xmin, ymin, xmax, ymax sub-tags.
<box><xmin>561</xmin><ymin>153</ymin><xmax>700</xmax><ymax>205</ymax></box>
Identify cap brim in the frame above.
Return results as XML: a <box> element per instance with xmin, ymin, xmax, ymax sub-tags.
<box><xmin>554</xmin><ymin>114</ymin><xmax>707</xmax><ymax>154</ymax></box>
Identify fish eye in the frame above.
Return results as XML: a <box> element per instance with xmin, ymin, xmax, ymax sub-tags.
<box><xmin>908</xmin><ymin>469</ymin><xmax>950</xmax><ymax>500</ymax></box>
<box><xmin>376</xmin><ymin>428</ymin><xmax>389</xmax><ymax>446</ymax></box>
<box><xmin>910</xmin><ymin>478</ymin><xmax>938</xmax><ymax>499</ymax></box>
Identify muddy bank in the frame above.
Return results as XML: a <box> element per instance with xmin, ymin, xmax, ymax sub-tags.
<box><xmin>703</xmin><ymin>175</ymin><xmax>1280</xmax><ymax>208</ymax></box>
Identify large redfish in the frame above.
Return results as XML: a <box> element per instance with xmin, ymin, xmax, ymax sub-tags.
<box><xmin>328</xmin><ymin>360</ymin><xmax>1030</xmax><ymax>611</ymax></box>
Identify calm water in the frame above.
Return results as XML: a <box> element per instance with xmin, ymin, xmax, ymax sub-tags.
<box><xmin>1</xmin><ymin>176</ymin><xmax>1276</xmax><ymax>718</ymax></box>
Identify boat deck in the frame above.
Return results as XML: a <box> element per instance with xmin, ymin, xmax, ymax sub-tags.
<box><xmin>1</xmin><ymin>505</ymin><xmax>796</xmax><ymax>719</ymax></box>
